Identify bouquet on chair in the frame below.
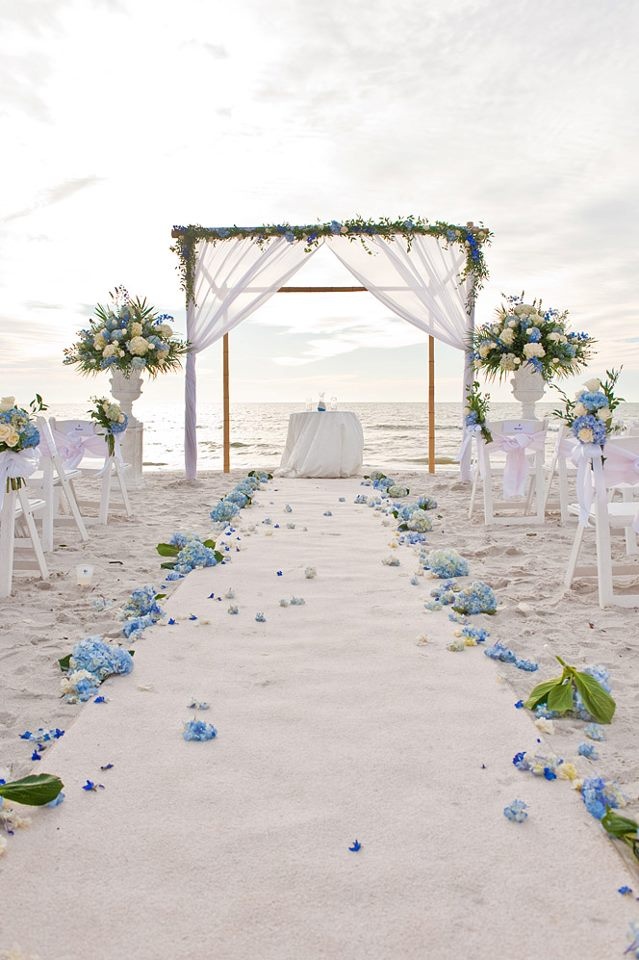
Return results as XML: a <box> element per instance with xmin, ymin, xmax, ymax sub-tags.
<box><xmin>464</xmin><ymin>381</ymin><xmax>492</xmax><ymax>443</ymax></box>
<box><xmin>64</xmin><ymin>286</ymin><xmax>188</xmax><ymax>378</ymax></box>
<box><xmin>552</xmin><ymin>370</ymin><xmax>623</xmax><ymax>448</ymax></box>
<box><xmin>88</xmin><ymin>397</ymin><xmax>128</xmax><ymax>457</ymax></box>
<box><xmin>0</xmin><ymin>395</ymin><xmax>46</xmax><ymax>498</ymax></box>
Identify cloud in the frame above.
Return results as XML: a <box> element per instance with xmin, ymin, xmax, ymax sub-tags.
<box><xmin>2</xmin><ymin>176</ymin><xmax>103</xmax><ymax>222</ymax></box>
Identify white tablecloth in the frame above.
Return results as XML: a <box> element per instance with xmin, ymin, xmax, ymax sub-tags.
<box><xmin>276</xmin><ymin>411</ymin><xmax>364</xmax><ymax>478</ymax></box>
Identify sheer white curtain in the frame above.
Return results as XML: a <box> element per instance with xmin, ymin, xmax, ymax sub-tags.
<box><xmin>327</xmin><ymin>234</ymin><xmax>476</xmax><ymax>478</ymax></box>
<box><xmin>184</xmin><ymin>237</ymin><xmax>320</xmax><ymax>478</ymax></box>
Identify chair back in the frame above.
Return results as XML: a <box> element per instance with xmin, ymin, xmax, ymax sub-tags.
<box><xmin>486</xmin><ymin>418</ymin><xmax>544</xmax><ymax>438</ymax></box>
<box><xmin>48</xmin><ymin>417</ymin><xmax>108</xmax><ymax>464</ymax></box>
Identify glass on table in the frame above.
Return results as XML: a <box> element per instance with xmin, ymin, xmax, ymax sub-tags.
<box><xmin>329</xmin><ymin>396</ymin><xmax>338</xmax><ymax>410</ymax></box>
<box><xmin>305</xmin><ymin>397</ymin><xmax>313</xmax><ymax>411</ymax></box>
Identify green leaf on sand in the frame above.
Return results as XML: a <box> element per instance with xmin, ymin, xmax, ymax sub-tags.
<box><xmin>546</xmin><ymin>681</ymin><xmax>574</xmax><ymax>713</ymax></box>
<box><xmin>0</xmin><ymin>774</ymin><xmax>63</xmax><ymax>806</ymax></box>
<box><xmin>156</xmin><ymin>543</ymin><xmax>180</xmax><ymax>557</ymax></box>
<box><xmin>573</xmin><ymin>672</ymin><xmax>616</xmax><ymax>724</ymax></box>
<box><xmin>523</xmin><ymin>676</ymin><xmax>562</xmax><ymax>711</ymax></box>
<box><xmin>58</xmin><ymin>654</ymin><xmax>71</xmax><ymax>672</ymax></box>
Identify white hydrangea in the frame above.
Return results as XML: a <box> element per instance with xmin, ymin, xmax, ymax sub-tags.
<box><xmin>156</xmin><ymin>323</ymin><xmax>174</xmax><ymax>338</ymax></box>
<box><xmin>523</xmin><ymin>342</ymin><xmax>545</xmax><ymax>359</ymax></box>
<box><xmin>499</xmin><ymin>353</ymin><xmax>518</xmax><ymax>371</ymax></box>
<box><xmin>130</xmin><ymin>322</ymin><xmax>143</xmax><ymax>337</ymax></box>
<box><xmin>500</xmin><ymin>328</ymin><xmax>515</xmax><ymax>346</ymax></box>
<box><xmin>128</xmin><ymin>336</ymin><xmax>152</xmax><ymax>356</ymax></box>
<box><xmin>102</xmin><ymin>344</ymin><xmax>119</xmax><ymax>358</ymax></box>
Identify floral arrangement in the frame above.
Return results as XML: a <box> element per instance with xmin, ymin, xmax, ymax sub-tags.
<box><xmin>471</xmin><ymin>293</ymin><xmax>595</xmax><ymax>381</ymax></box>
<box><xmin>157</xmin><ymin>533</ymin><xmax>223</xmax><ymax>577</ymax></box>
<box><xmin>59</xmin><ymin>637</ymin><xmax>134</xmax><ymax>702</ymax></box>
<box><xmin>463</xmin><ymin>381</ymin><xmax>492</xmax><ymax>443</ymax></box>
<box><xmin>424</xmin><ymin>548</ymin><xmax>468</xmax><ymax>579</ymax></box>
<box><xmin>172</xmin><ymin>217</ymin><xmax>491</xmax><ymax>309</ymax></box>
<box><xmin>524</xmin><ymin>656</ymin><xmax>615</xmax><ymax>724</ymax></box>
<box><xmin>0</xmin><ymin>395</ymin><xmax>46</xmax><ymax>495</ymax></box>
<box><xmin>63</xmin><ymin>286</ymin><xmax>188</xmax><ymax>378</ymax></box>
<box><xmin>451</xmin><ymin>581</ymin><xmax>496</xmax><ymax>615</ymax></box>
<box><xmin>88</xmin><ymin>396</ymin><xmax>128</xmax><ymax>456</ymax></box>
<box><xmin>120</xmin><ymin>585</ymin><xmax>165</xmax><ymax>638</ymax></box>
<box><xmin>552</xmin><ymin>369</ymin><xmax>623</xmax><ymax>446</ymax></box>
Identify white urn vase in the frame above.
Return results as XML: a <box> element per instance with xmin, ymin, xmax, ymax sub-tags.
<box><xmin>109</xmin><ymin>368</ymin><xmax>144</xmax><ymax>488</ymax></box>
<box><xmin>510</xmin><ymin>364</ymin><xmax>546</xmax><ymax>420</ymax></box>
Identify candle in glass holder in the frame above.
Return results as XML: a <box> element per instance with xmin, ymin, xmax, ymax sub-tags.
<box><xmin>76</xmin><ymin>564</ymin><xmax>94</xmax><ymax>587</ymax></box>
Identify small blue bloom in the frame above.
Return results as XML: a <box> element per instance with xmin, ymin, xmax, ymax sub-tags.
<box><xmin>168</xmin><ymin>617</ymin><xmax>176</xmax><ymax>625</ymax></box>
<box><xmin>31</xmin><ymin>750</ymin><xmax>41</xmax><ymax>761</ymax></box>
<box><xmin>514</xmin><ymin>700</ymin><xmax>524</xmax><ymax>709</ymax></box>
<box><xmin>578</xmin><ymin>742</ymin><xmax>598</xmax><ymax>760</ymax></box>
<box><xmin>183</xmin><ymin>719</ymin><xmax>217</xmax><ymax>742</ymax></box>
<box><xmin>503</xmin><ymin>800</ymin><xmax>528</xmax><ymax>823</ymax></box>
<box><xmin>348</xmin><ymin>839</ymin><xmax>362</xmax><ymax>852</ymax></box>
<box><xmin>255</xmin><ymin>612</ymin><xmax>266</xmax><ymax>623</ymax></box>
<box><xmin>618</xmin><ymin>886</ymin><xmax>633</xmax><ymax>895</ymax></box>
<box><xmin>188</xmin><ymin>614</ymin><xmax>198</xmax><ymax>621</ymax></box>
<box><xmin>94</xmin><ymin>696</ymin><xmax>107</xmax><ymax>704</ymax></box>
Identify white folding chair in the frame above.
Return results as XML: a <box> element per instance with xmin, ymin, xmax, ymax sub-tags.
<box><xmin>0</xmin><ymin>485</ymin><xmax>49</xmax><ymax>598</ymax></box>
<box><xmin>49</xmin><ymin>418</ymin><xmax>133</xmax><ymax>525</ymax></box>
<box><xmin>468</xmin><ymin>419</ymin><xmax>547</xmax><ymax>525</ymax></box>
<box><xmin>565</xmin><ymin>437</ymin><xmax>639</xmax><ymax>608</ymax></box>
<box><xmin>540</xmin><ymin>424</ymin><xmax>577</xmax><ymax>525</ymax></box>
<box><xmin>27</xmin><ymin>417</ymin><xmax>89</xmax><ymax>552</ymax></box>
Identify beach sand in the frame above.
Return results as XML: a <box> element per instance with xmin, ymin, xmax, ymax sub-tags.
<box><xmin>1</xmin><ymin>469</ymin><xmax>638</xmax><ymax>958</ymax></box>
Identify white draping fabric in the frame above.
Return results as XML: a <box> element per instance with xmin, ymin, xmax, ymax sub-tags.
<box><xmin>276</xmin><ymin>411</ymin><xmax>364</xmax><ymax>478</ymax></box>
<box><xmin>486</xmin><ymin>431</ymin><xmax>546</xmax><ymax>498</ymax></box>
<box><xmin>0</xmin><ymin>448</ymin><xmax>40</xmax><ymax>510</ymax></box>
<box><xmin>327</xmin><ymin>234</ymin><xmax>475</xmax><ymax>479</ymax></box>
<box><xmin>185</xmin><ymin>237</ymin><xmax>321</xmax><ymax>479</ymax></box>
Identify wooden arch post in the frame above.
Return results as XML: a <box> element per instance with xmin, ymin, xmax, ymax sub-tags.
<box><xmin>428</xmin><ymin>335</ymin><xmax>435</xmax><ymax>474</ymax></box>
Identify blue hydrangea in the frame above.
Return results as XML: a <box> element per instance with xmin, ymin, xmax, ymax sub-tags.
<box><xmin>424</xmin><ymin>548</ymin><xmax>469</xmax><ymax>579</ymax></box>
<box><xmin>578</xmin><ymin>742</ymin><xmax>599</xmax><ymax>760</ymax></box>
<box><xmin>484</xmin><ymin>642</ymin><xmax>538</xmax><ymax>671</ymax></box>
<box><xmin>183</xmin><ymin>719</ymin><xmax>217</xmax><ymax>741</ymax></box>
<box><xmin>460</xmin><ymin>625</ymin><xmax>489</xmax><ymax>644</ymax></box>
<box><xmin>70</xmin><ymin>637</ymin><xmax>134</xmax><ymax>681</ymax></box>
<box><xmin>572</xmin><ymin>413</ymin><xmax>607</xmax><ymax>445</ymax></box>
<box><xmin>579</xmin><ymin>390</ymin><xmax>609</xmax><ymax>410</ymax></box>
<box><xmin>210</xmin><ymin>500</ymin><xmax>240</xmax><ymax>523</ymax></box>
<box><xmin>451</xmin><ymin>581</ymin><xmax>497</xmax><ymax>615</ymax></box>
<box><xmin>585</xmin><ymin>723</ymin><xmax>606</xmax><ymax>741</ymax></box>
<box><xmin>503</xmin><ymin>799</ymin><xmax>528</xmax><ymax>823</ymax></box>
<box><xmin>416</xmin><ymin>496</ymin><xmax>437</xmax><ymax>510</ymax></box>
<box><xmin>581</xmin><ymin>776</ymin><xmax>625</xmax><ymax>820</ymax></box>
<box><xmin>226</xmin><ymin>490</ymin><xmax>250</xmax><ymax>508</ymax></box>
<box><xmin>174</xmin><ymin>538</ymin><xmax>219</xmax><ymax>575</ymax></box>
<box><xmin>354</xmin><ymin>494</ymin><xmax>368</xmax><ymax>504</ymax></box>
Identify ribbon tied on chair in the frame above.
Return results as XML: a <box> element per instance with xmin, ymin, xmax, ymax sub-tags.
<box><xmin>0</xmin><ymin>448</ymin><xmax>40</xmax><ymax>510</ymax></box>
<box><xmin>602</xmin><ymin>442</ymin><xmax>639</xmax><ymax>533</ymax></box>
<box><xmin>51</xmin><ymin>428</ymin><xmax>113</xmax><ymax>470</ymax></box>
<box><xmin>485</xmin><ymin>430</ymin><xmax>546</xmax><ymax>499</ymax></box>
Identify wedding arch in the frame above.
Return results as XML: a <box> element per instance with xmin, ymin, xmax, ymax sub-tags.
<box><xmin>170</xmin><ymin>217</ymin><xmax>491</xmax><ymax>481</ymax></box>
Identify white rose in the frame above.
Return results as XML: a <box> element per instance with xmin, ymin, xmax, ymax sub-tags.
<box><xmin>128</xmin><ymin>336</ymin><xmax>151</xmax><ymax>356</ymax></box>
<box><xmin>577</xmin><ymin>427</ymin><xmax>594</xmax><ymax>443</ymax></box>
<box><xmin>573</xmin><ymin>403</ymin><xmax>587</xmax><ymax>416</ymax></box>
<box><xmin>0</xmin><ymin>396</ymin><xmax>15</xmax><ymax>412</ymax></box>
<box><xmin>478</xmin><ymin>344</ymin><xmax>491</xmax><ymax>358</ymax></box>
<box><xmin>523</xmin><ymin>342</ymin><xmax>545</xmax><ymax>359</ymax></box>
<box><xmin>597</xmin><ymin>407</ymin><xmax>612</xmax><ymax>421</ymax></box>
<box><xmin>102</xmin><ymin>344</ymin><xmax>119</xmax><ymax>358</ymax></box>
<box><xmin>156</xmin><ymin>323</ymin><xmax>173</xmax><ymax>338</ymax></box>
<box><xmin>514</xmin><ymin>357</ymin><xmax>521</xmax><ymax>365</ymax></box>
<box><xmin>584</xmin><ymin>378</ymin><xmax>601</xmax><ymax>392</ymax></box>
<box><xmin>0</xmin><ymin>423</ymin><xmax>19</xmax><ymax>446</ymax></box>
<box><xmin>130</xmin><ymin>322</ymin><xmax>143</xmax><ymax>337</ymax></box>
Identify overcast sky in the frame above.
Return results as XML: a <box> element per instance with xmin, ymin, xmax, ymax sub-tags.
<box><xmin>1</xmin><ymin>0</ymin><xmax>638</xmax><ymax>410</ymax></box>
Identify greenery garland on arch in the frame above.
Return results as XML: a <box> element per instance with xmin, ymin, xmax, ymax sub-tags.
<box><xmin>170</xmin><ymin>216</ymin><xmax>491</xmax><ymax>312</ymax></box>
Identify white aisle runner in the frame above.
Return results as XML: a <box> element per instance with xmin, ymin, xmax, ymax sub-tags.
<box><xmin>0</xmin><ymin>479</ymin><xmax>634</xmax><ymax>960</ymax></box>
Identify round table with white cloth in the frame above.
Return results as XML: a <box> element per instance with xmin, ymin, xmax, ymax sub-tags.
<box><xmin>276</xmin><ymin>411</ymin><xmax>364</xmax><ymax>478</ymax></box>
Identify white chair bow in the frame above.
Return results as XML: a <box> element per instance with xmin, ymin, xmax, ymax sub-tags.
<box><xmin>486</xmin><ymin>430</ymin><xmax>546</xmax><ymax>498</ymax></box>
<box><xmin>0</xmin><ymin>448</ymin><xmax>40</xmax><ymax>510</ymax></box>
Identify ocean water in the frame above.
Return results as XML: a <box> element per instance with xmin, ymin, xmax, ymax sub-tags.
<box><xmin>44</xmin><ymin>401</ymin><xmax>639</xmax><ymax>473</ymax></box>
